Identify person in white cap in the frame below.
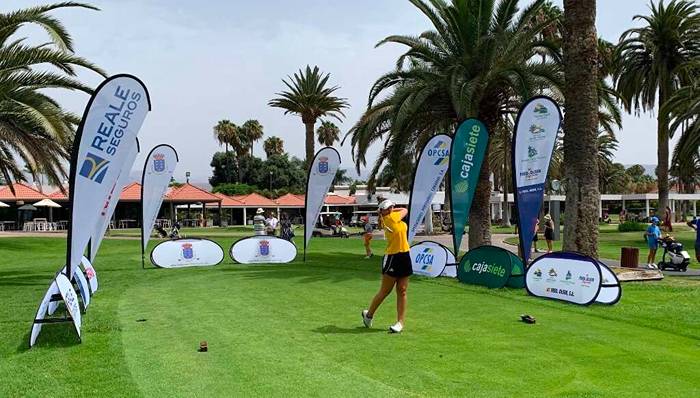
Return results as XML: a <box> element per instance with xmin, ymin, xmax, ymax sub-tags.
<box><xmin>361</xmin><ymin>199</ymin><xmax>412</xmax><ymax>333</ymax></box>
<box><xmin>253</xmin><ymin>208</ymin><xmax>266</xmax><ymax>236</ymax></box>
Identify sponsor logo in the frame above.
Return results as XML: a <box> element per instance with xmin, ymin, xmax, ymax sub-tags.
<box><xmin>565</xmin><ymin>270</ymin><xmax>572</xmax><ymax>280</ymax></box>
<box><xmin>85</xmin><ymin>266</ymin><xmax>95</xmax><ymax>280</ymax></box>
<box><xmin>454</xmin><ymin>180</ymin><xmax>469</xmax><ymax>193</ymax></box>
<box><xmin>548</xmin><ymin>268</ymin><xmax>558</xmax><ymax>277</ymax></box>
<box><xmin>546</xmin><ymin>287</ymin><xmax>575</xmax><ymax>297</ymax></box>
<box><xmin>181</xmin><ymin>243</ymin><xmax>194</xmax><ymax>260</ymax></box>
<box><xmin>528</xmin><ymin>146</ymin><xmax>538</xmax><ymax>158</ymax></box>
<box><xmin>79</xmin><ymin>153</ymin><xmax>110</xmax><ymax>183</ymax></box>
<box><xmin>533</xmin><ymin>103</ymin><xmax>549</xmax><ymax>117</ymax></box>
<box><xmin>471</xmin><ymin>261</ymin><xmax>506</xmax><ymax>277</ymax></box>
<box><xmin>153</xmin><ymin>153</ymin><xmax>166</xmax><ymax>173</ymax></box>
<box><xmin>259</xmin><ymin>240</ymin><xmax>270</xmax><ymax>256</ymax></box>
<box><xmin>428</xmin><ymin>140</ymin><xmax>450</xmax><ymax>166</ymax></box>
<box><xmin>456</xmin><ymin>123</ymin><xmax>482</xmax><ymax>184</ymax></box>
<box><xmin>318</xmin><ymin>156</ymin><xmax>329</xmax><ymax>174</ymax></box>
<box><xmin>519</xmin><ymin>168</ymin><xmax>541</xmax><ymax>181</ymax></box>
<box><xmin>534</xmin><ymin>268</ymin><xmax>542</xmax><ymax>278</ymax></box>
<box><xmin>578</xmin><ymin>274</ymin><xmax>595</xmax><ymax>285</ymax></box>
<box><xmin>529</xmin><ymin>124</ymin><xmax>545</xmax><ymax>135</ymax></box>
<box><xmin>415</xmin><ymin>247</ymin><xmax>435</xmax><ymax>269</ymax></box>
<box><xmin>421</xmin><ymin>264</ymin><xmax>433</xmax><ymax>272</ymax></box>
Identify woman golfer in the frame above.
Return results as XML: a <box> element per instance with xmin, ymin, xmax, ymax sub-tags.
<box><xmin>362</xmin><ymin>199</ymin><xmax>412</xmax><ymax>333</ymax></box>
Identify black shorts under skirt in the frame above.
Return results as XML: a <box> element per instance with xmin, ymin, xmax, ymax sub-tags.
<box><xmin>544</xmin><ymin>229</ymin><xmax>554</xmax><ymax>241</ymax></box>
<box><xmin>382</xmin><ymin>251</ymin><xmax>413</xmax><ymax>278</ymax></box>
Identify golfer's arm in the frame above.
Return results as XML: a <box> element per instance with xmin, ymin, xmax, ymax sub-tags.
<box><xmin>395</xmin><ymin>208</ymin><xmax>408</xmax><ymax>220</ymax></box>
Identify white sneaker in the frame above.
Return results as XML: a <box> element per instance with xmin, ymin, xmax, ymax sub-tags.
<box><xmin>362</xmin><ymin>310</ymin><xmax>373</xmax><ymax>328</ymax></box>
<box><xmin>389</xmin><ymin>322</ymin><xmax>403</xmax><ymax>333</ymax></box>
<box><xmin>651</xmin><ymin>263</ymin><xmax>659</xmax><ymax>269</ymax></box>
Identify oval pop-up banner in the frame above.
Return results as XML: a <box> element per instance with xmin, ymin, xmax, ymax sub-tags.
<box><xmin>458</xmin><ymin>245</ymin><xmax>515</xmax><ymax>288</ymax></box>
<box><xmin>410</xmin><ymin>241</ymin><xmax>449</xmax><ymax>277</ymax></box>
<box><xmin>230</xmin><ymin>236</ymin><xmax>297</xmax><ymax>264</ymax></box>
<box><xmin>525</xmin><ymin>252</ymin><xmax>604</xmax><ymax>305</ymax></box>
<box><xmin>442</xmin><ymin>246</ymin><xmax>457</xmax><ymax>278</ymax></box>
<box><xmin>595</xmin><ymin>260</ymin><xmax>622</xmax><ymax>305</ymax></box>
<box><xmin>151</xmin><ymin>238</ymin><xmax>224</xmax><ymax>268</ymax></box>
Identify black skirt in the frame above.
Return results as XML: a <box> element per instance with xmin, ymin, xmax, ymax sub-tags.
<box><xmin>544</xmin><ymin>229</ymin><xmax>554</xmax><ymax>241</ymax></box>
<box><xmin>382</xmin><ymin>251</ymin><xmax>413</xmax><ymax>278</ymax></box>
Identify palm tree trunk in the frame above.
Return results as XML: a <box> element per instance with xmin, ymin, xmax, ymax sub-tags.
<box><xmin>657</xmin><ymin>82</ymin><xmax>670</xmax><ymax>212</ymax></box>
<box><xmin>468</xmin><ymin>140</ymin><xmax>492</xmax><ymax>249</ymax></box>
<box><xmin>562</xmin><ymin>0</ymin><xmax>599</xmax><ymax>257</ymax></box>
<box><xmin>304</xmin><ymin>119</ymin><xmax>316</xmax><ymax>166</ymax></box>
<box><xmin>502</xmin><ymin>163</ymin><xmax>511</xmax><ymax>227</ymax></box>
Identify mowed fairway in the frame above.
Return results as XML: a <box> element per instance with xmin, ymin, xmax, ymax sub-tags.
<box><xmin>1</xmin><ymin>235</ymin><xmax>699</xmax><ymax>397</ymax></box>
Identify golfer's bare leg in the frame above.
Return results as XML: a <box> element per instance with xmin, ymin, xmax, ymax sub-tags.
<box><xmin>368</xmin><ymin>274</ymin><xmax>395</xmax><ymax>317</ymax></box>
<box><xmin>396</xmin><ymin>276</ymin><xmax>409</xmax><ymax>325</ymax></box>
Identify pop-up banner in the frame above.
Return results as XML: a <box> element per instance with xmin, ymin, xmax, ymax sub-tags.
<box><xmin>230</xmin><ymin>236</ymin><xmax>297</xmax><ymax>264</ymax></box>
<box><xmin>525</xmin><ymin>252</ymin><xmax>621</xmax><ymax>305</ymax></box>
<box><xmin>150</xmin><ymin>238</ymin><xmax>224</xmax><ymax>268</ymax></box>
<box><xmin>141</xmin><ymin>144</ymin><xmax>178</xmax><ymax>266</ymax></box>
<box><xmin>89</xmin><ymin>137</ymin><xmax>140</xmax><ymax>263</ymax></box>
<box><xmin>449</xmin><ymin>119</ymin><xmax>488</xmax><ymax>255</ymax></box>
<box><xmin>457</xmin><ymin>245</ymin><xmax>525</xmax><ymax>288</ymax></box>
<box><xmin>66</xmin><ymin>74</ymin><xmax>151</xmax><ymax>279</ymax></box>
<box><xmin>30</xmin><ymin>273</ymin><xmax>82</xmax><ymax>347</ymax></box>
<box><xmin>410</xmin><ymin>241</ymin><xmax>449</xmax><ymax>277</ymax></box>
<box><xmin>408</xmin><ymin>135</ymin><xmax>451</xmax><ymax>243</ymax></box>
<box><xmin>512</xmin><ymin>96</ymin><xmax>562</xmax><ymax>264</ymax></box>
<box><xmin>304</xmin><ymin>147</ymin><xmax>341</xmax><ymax>260</ymax></box>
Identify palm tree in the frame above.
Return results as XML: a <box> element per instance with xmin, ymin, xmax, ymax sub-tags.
<box><xmin>213</xmin><ymin>120</ymin><xmax>238</xmax><ymax>183</ymax></box>
<box><xmin>263</xmin><ymin>136</ymin><xmax>285</xmax><ymax>158</ymax></box>
<box><xmin>241</xmin><ymin>119</ymin><xmax>264</xmax><ymax>157</ymax></box>
<box><xmin>0</xmin><ymin>2</ymin><xmax>106</xmax><ymax>190</ymax></box>
<box><xmin>615</xmin><ymin>0</ymin><xmax>700</xmax><ymax>214</ymax></box>
<box><xmin>317</xmin><ymin>121</ymin><xmax>341</xmax><ymax>147</ymax></box>
<box><xmin>663</xmin><ymin>82</ymin><xmax>700</xmax><ymax>163</ymax></box>
<box><xmin>269</xmin><ymin>65</ymin><xmax>349</xmax><ymax>164</ymax></box>
<box><xmin>346</xmin><ymin>0</ymin><xmax>562</xmax><ymax>248</ymax></box>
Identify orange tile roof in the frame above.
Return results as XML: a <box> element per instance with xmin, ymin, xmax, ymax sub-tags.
<box><xmin>211</xmin><ymin>193</ymin><xmax>245</xmax><ymax>207</ymax></box>
<box><xmin>120</xmin><ymin>182</ymin><xmax>142</xmax><ymax>201</ymax></box>
<box><xmin>48</xmin><ymin>188</ymin><xmax>68</xmax><ymax>201</ymax></box>
<box><xmin>229</xmin><ymin>192</ymin><xmax>278</xmax><ymax>207</ymax></box>
<box><xmin>324</xmin><ymin>193</ymin><xmax>356</xmax><ymax>205</ymax></box>
<box><xmin>165</xmin><ymin>183</ymin><xmax>221</xmax><ymax>203</ymax></box>
<box><xmin>275</xmin><ymin>193</ymin><xmax>305</xmax><ymax>207</ymax></box>
<box><xmin>0</xmin><ymin>183</ymin><xmax>47</xmax><ymax>201</ymax></box>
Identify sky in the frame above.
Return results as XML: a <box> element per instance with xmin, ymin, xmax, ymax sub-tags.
<box><xmin>5</xmin><ymin>0</ymin><xmax>670</xmax><ymax>184</ymax></box>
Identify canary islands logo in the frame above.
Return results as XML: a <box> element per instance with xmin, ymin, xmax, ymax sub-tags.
<box><xmin>318</xmin><ymin>156</ymin><xmax>329</xmax><ymax>174</ymax></box>
<box><xmin>153</xmin><ymin>153</ymin><xmax>166</xmax><ymax>173</ymax></box>
<box><xmin>428</xmin><ymin>140</ymin><xmax>450</xmax><ymax>166</ymax></box>
<box><xmin>259</xmin><ymin>240</ymin><xmax>270</xmax><ymax>256</ymax></box>
<box><xmin>79</xmin><ymin>152</ymin><xmax>109</xmax><ymax>183</ymax></box>
<box><xmin>181</xmin><ymin>243</ymin><xmax>194</xmax><ymax>260</ymax></box>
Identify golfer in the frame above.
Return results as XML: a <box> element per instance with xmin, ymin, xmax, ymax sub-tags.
<box><xmin>687</xmin><ymin>216</ymin><xmax>700</xmax><ymax>262</ymax></box>
<box><xmin>362</xmin><ymin>199</ymin><xmax>411</xmax><ymax>333</ymax></box>
<box><xmin>645</xmin><ymin>216</ymin><xmax>661</xmax><ymax>269</ymax></box>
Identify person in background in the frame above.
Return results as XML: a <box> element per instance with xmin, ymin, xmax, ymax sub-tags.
<box><xmin>645</xmin><ymin>216</ymin><xmax>661</xmax><ymax>269</ymax></box>
<box><xmin>532</xmin><ymin>218</ymin><xmax>541</xmax><ymax>253</ymax></box>
<box><xmin>266</xmin><ymin>212</ymin><xmax>279</xmax><ymax>236</ymax></box>
<box><xmin>280</xmin><ymin>212</ymin><xmax>295</xmax><ymax>242</ymax></box>
<box><xmin>687</xmin><ymin>216</ymin><xmax>700</xmax><ymax>262</ymax></box>
<box><xmin>253</xmin><ymin>208</ymin><xmax>266</xmax><ymax>236</ymax></box>
<box><xmin>362</xmin><ymin>200</ymin><xmax>411</xmax><ymax>334</ymax></box>
<box><xmin>543</xmin><ymin>214</ymin><xmax>554</xmax><ymax>253</ymax></box>
<box><xmin>619</xmin><ymin>208</ymin><xmax>627</xmax><ymax>223</ymax></box>
<box><xmin>663</xmin><ymin>206</ymin><xmax>673</xmax><ymax>232</ymax></box>
<box><xmin>363</xmin><ymin>216</ymin><xmax>374</xmax><ymax>259</ymax></box>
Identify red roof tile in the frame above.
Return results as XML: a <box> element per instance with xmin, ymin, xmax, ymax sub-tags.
<box><xmin>211</xmin><ymin>193</ymin><xmax>245</xmax><ymax>207</ymax></box>
<box><xmin>165</xmin><ymin>183</ymin><xmax>221</xmax><ymax>203</ymax></box>
<box><xmin>48</xmin><ymin>188</ymin><xmax>68</xmax><ymax>201</ymax></box>
<box><xmin>324</xmin><ymin>193</ymin><xmax>355</xmax><ymax>205</ymax></box>
<box><xmin>0</xmin><ymin>183</ymin><xmax>47</xmax><ymax>201</ymax></box>
<box><xmin>120</xmin><ymin>182</ymin><xmax>142</xmax><ymax>201</ymax></box>
<box><xmin>275</xmin><ymin>193</ymin><xmax>305</xmax><ymax>207</ymax></box>
<box><xmin>229</xmin><ymin>192</ymin><xmax>278</xmax><ymax>207</ymax></box>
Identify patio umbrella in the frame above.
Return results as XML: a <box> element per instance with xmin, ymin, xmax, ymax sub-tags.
<box><xmin>34</xmin><ymin>199</ymin><xmax>61</xmax><ymax>222</ymax></box>
<box><xmin>18</xmin><ymin>204</ymin><xmax>37</xmax><ymax>211</ymax></box>
<box><xmin>0</xmin><ymin>201</ymin><xmax>8</xmax><ymax>208</ymax></box>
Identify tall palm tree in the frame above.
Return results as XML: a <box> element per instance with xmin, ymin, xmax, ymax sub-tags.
<box><xmin>346</xmin><ymin>0</ymin><xmax>562</xmax><ymax>248</ymax></box>
<box><xmin>663</xmin><ymin>81</ymin><xmax>700</xmax><ymax>163</ymax></box>
<box><xmin>263</xmin><ymin>136</ymin><xmax>285</xmax><ymax>158</ymax></box>
<box><xmin>0</xmin><ymin>2</ymin><xmax>106</xmax><ymax>190</ymax></box>
<box><xmin>561</xmin><ymin>0</ymin><xmax>600</xmax><ymax>257</ymax></box>
<box><xmin>615</xmin><ymin>0</ymin><xmax>700</xmax><ymax>214</ymax></box>
<box><xmin>317</xmin><ymin>121</ymin><xmax>341</xmax><ymax>147</ymax></box>
<box><xmin>269</xmin><ymin>65</ymin><xmax>349</xmax><ymax>164</ymax></box>
<box><xmin>213</xmin><ymin>120</ymin><xmax>238</xmax><ymax>183</ymax></box>
<box><xmin>241</xmin><ymin>119</ymin><xmax>264</xmax><ymax>157</ymax></box>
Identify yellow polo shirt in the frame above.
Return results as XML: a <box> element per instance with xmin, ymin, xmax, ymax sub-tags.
<box><xmin>381</xmin><ymin>211</ymin><xmax>410</xmax><ymax>255</ymax></box>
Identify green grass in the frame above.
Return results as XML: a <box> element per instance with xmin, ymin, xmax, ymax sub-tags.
<box><xmin>1</xmin><ymin>235</ymin><xmax>699</xmax><ymax>397</ymax></box>
<box><xmin>505</xmin><ymin>224</ymin><xmax>700</xmax><ymax>268</ymax></box>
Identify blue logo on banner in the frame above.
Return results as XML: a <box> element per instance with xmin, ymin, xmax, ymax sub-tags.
<box><xmin>79</xmin><ymin>153</ymin><xmax>109</xmax><ymax>183</ymax></box>
<box><xmin>318</xmin><ymin>157</ymin><xmax>329</xmax><ymax>174</ymax></box>
<box><xmin>517</xmin><ymin>183</ymin><xmax>545</xmax><ymax>264</ymax></box>
<box><xmin>182</xmin><ymin>243</ymin><xmax>194</xmax><ymax>259</ymax></box>
<box><xmin>259</xmin><ymin>240</ymin><xmax>270</xmax><ymax>256</ymax></box>
<box><xmin>153</xmin><ymin>153</ymin><xmax>166</xmax><ymax>172</ymax></box>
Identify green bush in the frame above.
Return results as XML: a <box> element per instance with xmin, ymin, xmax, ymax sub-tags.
<box><xmin>618</xmin><ymin>221</ymin><xmax>647</xmax><ymax>232</ymax></box>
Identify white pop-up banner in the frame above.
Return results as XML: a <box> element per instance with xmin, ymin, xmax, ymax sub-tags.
<box><xmin>89</xmin><ymin>138</ymin><xmax>140</xmax><ymax>263</ymax></box>
<box><xmin>66</xmin><ymin>74</ymin><xmax>151</xmax><ymax>278</ymax></box>
<box><xmin>408</xmin><ymin>134</ymin><xmax>451</xmax><ymax>243</ymax></box>
<box><xmin>141</xmin><ymin>144</ymin><xmax>178</xmax><ymax>266</ymax></box>
<box><xmin>30</xmin><ymin>273</ymin><xmax>82</xmax><ymax>347</ymax></box>
<box><xmin>304</xmin><ymin>147</ymin><xmax>341</xmax><ymax>260</ymax></box>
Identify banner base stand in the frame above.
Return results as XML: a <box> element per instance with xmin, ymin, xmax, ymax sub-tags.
<box><xmin>30</xmin><ymin>274</ymin><xmax>82</xmax><ymax>348</ymax></box>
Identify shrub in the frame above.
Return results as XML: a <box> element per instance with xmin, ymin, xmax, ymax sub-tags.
<box><xmin>618</xmin><ymin>221</ymin><xmax>647</xmax><ymax>232</ymax></box>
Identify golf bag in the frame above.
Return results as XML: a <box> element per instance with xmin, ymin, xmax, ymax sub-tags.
<box><xmin>658</xmin><ymin>235</ymin><xmax>690</xmax><ymax>272</ymax></box>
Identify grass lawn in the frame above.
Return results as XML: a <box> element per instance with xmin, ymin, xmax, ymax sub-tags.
<box><xmin>1</xmin><ymin>235</ymin><xmax>699</xmax><ymax>397</ymax></box>
<box><xmin>504</xmin><ymin>223</ymin><xmax>700</xmax><ymax>269</ymax></box>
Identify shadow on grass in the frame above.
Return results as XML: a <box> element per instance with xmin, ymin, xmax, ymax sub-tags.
<box><xmin>0</xmin><ymin>271</ymin><xmax>53</xmax><ymax>287</ymax></box>
<box><xmin>312</xmin><ymin>325</ymin><xmax>385</xmax><ymax>334</ymax></box>
<box><xmin>17</xmin><ymin>323</ymin><xmax>81</xmax><ymax>353</ymax></box>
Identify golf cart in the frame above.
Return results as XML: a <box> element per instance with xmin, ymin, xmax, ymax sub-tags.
<box><xmin>312</xmin><ymin>212</ymin><xmax>349</xmax><ymax>238</ymax></box>
<box><xmin>658</xmin><ymin>235</ymin><xmax>690</xmax><ymax>272</ymax></box>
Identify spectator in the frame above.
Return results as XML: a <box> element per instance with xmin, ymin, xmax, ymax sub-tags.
<box><xmin>253</xmin><ymin>208</ymin><xmax>266</xmax><ymax>236</ymax></box>
<box><xmin>363</xmin><ymin>217</ymin><xmax>374</xmax><ymax>259</ymax></box>
<box><xmin>266</xmin><ymin>212</ymin><xmax>279</xmax><ymax>236</ymax></box>
<box><xmin>280</xmin><ymin>212</ymin><xmax>294</xmax><ymax>242</ymax></box>
<box><xmin>663</xmin><ymin>206</ymin><xmax>673</xmax><ymax>232</ymax></box>
<box><xmin>687</xmin><ymin>216</ymin><xmax>700</xmax><ymax>263</ymax></box>
<box><xmin>543</xmin><ymin>214</ymin><xmax>554</xmax><ymax>253</ymax></box>
<box><xmin>532</xmin><ymin>218</ymin><xmax>540</xmax><ymax>253</ymax></box>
